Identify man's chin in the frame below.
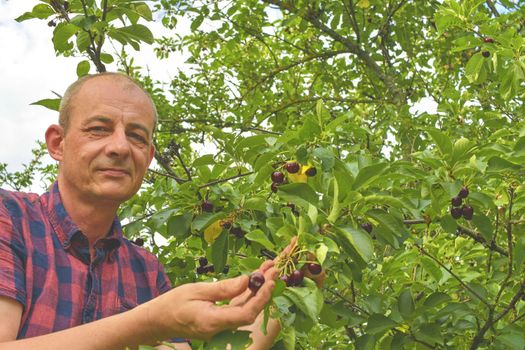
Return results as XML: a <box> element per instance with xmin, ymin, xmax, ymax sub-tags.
<box><xmin>96</xmin><ymin>184</ymin><xmax>136</xmax><ymax>203</ymax></box>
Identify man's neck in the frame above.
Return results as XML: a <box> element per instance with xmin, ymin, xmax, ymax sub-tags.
<box><xmin>57</xmin><ymin>178</ymin><xmax>120</xmax><ymax>247</ymax></box>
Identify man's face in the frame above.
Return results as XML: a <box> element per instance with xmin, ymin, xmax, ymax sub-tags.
<box><xmin>58</xmin><ymin>77</ymin><xmax>155</xmax><ymax>205</ymax></box>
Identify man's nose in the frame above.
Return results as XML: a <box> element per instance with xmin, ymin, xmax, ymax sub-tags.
<box><xmin>106</xmin><ymin>128</ymin><xmax>131</xmax><ymax>158</ymax></box>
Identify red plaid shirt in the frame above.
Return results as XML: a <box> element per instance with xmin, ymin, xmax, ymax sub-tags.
<box><xmin>0</xmin><ymin>182</ymin><xmax>183</xmax><ymax>342</ymax></box>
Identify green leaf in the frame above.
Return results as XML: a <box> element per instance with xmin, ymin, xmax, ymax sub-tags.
<box><xmin>211</xmin><ymin>230</ymin><xmax>228</xmax><ymax>273</ymax></box>
<box><xmin>398</xmin><ymin>289</ymin><xmax>414</xmax><ymax>320</ymax></box>
<box><xmin>281</xmin><ymin>326</ymin><xmax>296</xmax><ymax>350</ymax></box>
<box><xmin>312</xmin><ymin>147</ymin><xmax>335</xmax><ymax>171</ymax></box>
<box><xmin>100</xmin><ymin>53</ymin><xmax>115</xmax><ymax>64</ymax></box>
<box><xmin>277</xmin><ymin>183</ymin><xmax>319</xmax><ymax>208</ymax></box>
<box><xmin>423</xmin><ymin>292</ymin><xmax>451</xmax><ymax>308</ymax></box>
<box><xmin>487</xmin><ymin>156</ymin><xmax>521</xmax><ymax>173</ymax></box>
<box><xmin>416</xmin><ymin>323</ymin><xmax>444</xmax><ymax>345</ymax></box>
<box><xmin>134</xmin><ymin>3</ymin><xmax>153</xmax><ymax>21</ymax></box>
<box><xmin>191</xmin><ymin>15</ymin><xmax>205</xmax><ymax>31</ymax></box>
<box><xmin>52</xmin><ymin>23</ymin><xmax>79</xmax><ymax>52</ymax></box>
<box><xmin>76</xmin><ymin>31</ymin><xmax>91</xmax><ymax>52</ymax></box>
<box><xmin>167</xmin><ymin>213</ymin><xmax>192</xmax><ymax>239</ymax></box>
<box><xmin>114</xmin><ymin>24</ymin><xmax>154</xmax><ymax>45</ymax></box>
<box><xmin>327</xmin><ymin>177</ymin><xmax>340</xmax><ymax>224</ymax></box>
<box><xmin>207</xmin><ymin>330</ymin><xmax>252</xmax><ymax>350</ymax></box>
<box><xmin>150</xmin><ymin>209</ymin><xmax>177</xmax><ymax>232</ymax></box>
<box><xmin>420</xmin><ymin>256</ymin><xmax>443</xmax><ymax>282</ymax></box>
<box><xmin>352</xmin><ymin>163</ymin><xmax>388</xmax><ymax>190</ymax></box>
<box><xmin>472</xmin><ymin>213</ymin><xmax>493</xmax><ymax>241</ymax></box>
<box><xmin>298</xmin><ymin>116</ymin><xmax>322</xmax><ymax>141</ymax></box>
<box><xmin>193</xmin><ymin>154</ymin><xmax>215</xmax><ymax>166</ymax></box>
<box><xmin>366</xmin><ymin>314</ymin><xmax>397</xmax><ymax>335</ymax></box>
<box><xmin>76</xmin><ymin>60</ymin><xmax>90</xmax><ymax>77</ymax></box>
<box><xmin>283</xmin><ymin>279</ymin><xmax>323</xmax><ymax>322</ymax></box>
<box><xmin>192</xmin><ymin>212</ymin><xmax>225</xmax><ymax>231</ymax></box>
<box><xmin>366</xmin><ymin>209</ymin><xmax>409</xmax><ymax>239</ymax></box>
<box><xmin>30</xmin><ymin>98</ymin><xmax>60</xmax><ymax>112</ymax></box>
<box><xmin>245</xmin><ymin>229</ymin><xmax>275</xmax><ymax>250</ymax></box>
<box><xmin>15</xmin><ymin>4</ymin><xmax>54</xmax><ymax>22</ymax></box>
<box><xmin>427</xmin><ymin>129</ymin><xmax>453</xmax><ymax>156</ymax></box>
<box><xmin>238</xmin><ymin>257</ymin><xmax>263</xmax><ymax>273</ymax></box>
<box><xmin>465</xmin><ymin>52</ymin><xmax>484</xmax><ymax>83</ymax></box>
<box><xmin>334</xmin><ymin>226</ymin><xmax>374</xmax><ymax>263</ymax></box>
<box><xmin>243</xmin><ymin>196</ymin><xmax>267</xmax><ymax>212</ymax></box>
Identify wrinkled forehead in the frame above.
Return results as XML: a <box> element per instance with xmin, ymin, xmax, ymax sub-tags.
<box><xmin>70</xmin><ymin>77</ymin><xmax>156</xmax><ymax>127</ymax></box>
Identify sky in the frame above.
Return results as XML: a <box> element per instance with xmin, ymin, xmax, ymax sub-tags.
<box><xmin>0</xmin><ymin>0</ymin><xmax>190</xmax><ymax>192</ymax></box>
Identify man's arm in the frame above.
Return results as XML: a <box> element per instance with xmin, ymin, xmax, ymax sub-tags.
<box><xmin>0</xmin><ymin>296</ymin><xmax>22</xmax><ymax>342</ymax></box>
<box><xmin>0</xmin><ymin>266</ymin><xmax>278</xmax><ymax>350</ymax></box>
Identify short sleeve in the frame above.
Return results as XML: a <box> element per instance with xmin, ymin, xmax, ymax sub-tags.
<box><xmin>155</xmin><ymin>260</ymin><xmax>172</xmax><ymax>295</ymax></box>
<box><xmin>0</xmin><ymin>197</ymin><xmax>27</xmax><ymax>308</ymax></box>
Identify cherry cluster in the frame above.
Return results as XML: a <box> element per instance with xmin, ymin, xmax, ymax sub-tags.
<box><xmin>280</xmin><ymin>263</ymin><xmax>322</xmax><ymax>287</ymax></box>
<box><xmin>450</xmin><ymin>186</ymin><xmax>474</xmax><ymax>220</ymax></box>
<box><xmin>220</xmin><ymin>219</ymin><xmax>246</xmax><ymax>238</ymax></box>
<box><xmin>270</xmin><ymin>161</ymin><xmax>317</xmax><ymax>193</ymax></box>
<box><xmin>196</xmin><ymin>257</ymin><xmax>229</xmax><ymax>274</ymax></box>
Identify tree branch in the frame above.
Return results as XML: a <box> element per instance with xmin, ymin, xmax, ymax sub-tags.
<box><xmin>240</xmin><ymin>50</ymin><xmax>349</xmax><ymax>100</ymax></box>
<box><xmin>198</xmin><ymin>171</ymin><xmax>254</xmax><ymax>189</ymax></box>
<box><xmin>261</xmin><ymin>0</ymin><xmax>404</xmax><ymax>103</ymax></box>
<box><xmin>416</xmin><ymin>244</ymin><xmax>491</xmax><ymax>308</ymax></box>
<box><xmin>485</xmin><ymin>0</ymin><xmax>500</xmax><ymax>17</ymax></box>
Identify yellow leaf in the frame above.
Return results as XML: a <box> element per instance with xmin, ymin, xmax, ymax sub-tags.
<box><xmin>204</xmin><ymin>220</ymin><xmax>223</xmax><ymax>243</ymax></box>
<box><xmin>288</xmin><ymin>172</ymin><xmax>307</xmax><ymax>183</ymax></box>
<box><xmin>356</xmin><ymin>0</ymin><xmax>370</xmax><ymax>8</ymax></box>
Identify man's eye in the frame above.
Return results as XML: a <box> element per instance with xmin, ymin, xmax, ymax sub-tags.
<box><xmin>89</xmin><ymin>126</ymin><xmax>109</xmax><ymax>133</ymax></box>
<box><xmin>129</xmin><ymin>133</ymin><xmax>147</xmax><ymax>143</ymax></box>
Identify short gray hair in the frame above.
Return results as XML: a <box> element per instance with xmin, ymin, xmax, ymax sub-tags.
<box><xmin>58</xmin><ymin>72</ymin><xmax>158</xmax><ymax>134</ymax></box>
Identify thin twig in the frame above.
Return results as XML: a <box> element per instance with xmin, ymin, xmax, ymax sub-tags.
<box><xmin>198</xmin><ymin>171</ymin><xmax>254</xmax><ymax>189</ymax></box>
<box><xmin>416</xmin><ymin>244</ymin><xmax>491</xmax><ymax>308</ymax></box>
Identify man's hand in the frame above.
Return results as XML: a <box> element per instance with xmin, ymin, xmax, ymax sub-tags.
<box><xmin>140</xmin><ymin>261</ymin><xmax>279</xmax><ymax>342</ymax></box>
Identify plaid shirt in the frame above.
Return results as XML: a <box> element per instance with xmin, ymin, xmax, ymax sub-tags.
<box><xmin>0</xmin><ymin>182</ymin><xmax>183</xmax><ymax>342</ymax></box>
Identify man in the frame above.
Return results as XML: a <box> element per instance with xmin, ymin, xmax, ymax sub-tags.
<box><xmin>0</xmin><ymin>73</ymin><xmax>281</xmax><ymax>349</ymax></box>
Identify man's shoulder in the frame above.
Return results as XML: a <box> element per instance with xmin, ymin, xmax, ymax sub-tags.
<box><xmin>0</xmin><ymin>188</ymin><xmax>41</xmax><ymax>215</ymax></box>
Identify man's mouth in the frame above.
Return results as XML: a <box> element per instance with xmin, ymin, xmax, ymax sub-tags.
<box><xmin>99</xmin><ymin>168</ymin><xmax>130</xmax><ymax>177</ymax></box>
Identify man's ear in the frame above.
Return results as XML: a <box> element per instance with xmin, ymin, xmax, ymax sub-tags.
<box><xmin>45</xmin><ymin>124</ymin><xmax>64</xmax><ymax>161</ymax></box>
<box><xmin>147</xmin><ymin>143</ymin><xmax>155</xmax><ymax>167</ymax></box>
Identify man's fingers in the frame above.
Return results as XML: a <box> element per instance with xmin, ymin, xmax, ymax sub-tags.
<box><xmin>280</xmin><ymin>236</ymin><xmax>298</xmax><ymax>256</ymax></box>
<box><xmin>259</xmin><ymin>259</ymin><xmax>275</xmax><ymax>273</ymax></box>
<box><xmin>214</xmin><ymin>277</ymin><xmax>276</xmax><ymax>330</ymax></box>
<box><xmin>193</xmin><ymin>275</ymin><xmax>249</xmax><ymax>302</ymax></box>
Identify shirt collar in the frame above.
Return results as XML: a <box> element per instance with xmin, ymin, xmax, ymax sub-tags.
<box><xmin>41</xmin><ymin>182</ymin><xmax>122</xmax><ymax>253</ymax></box>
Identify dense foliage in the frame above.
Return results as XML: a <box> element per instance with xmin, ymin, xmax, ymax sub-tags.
<box><xmin>9</xmin><ymin>0</ymin><xmax>525</xmax><ymax>348</ymax></box>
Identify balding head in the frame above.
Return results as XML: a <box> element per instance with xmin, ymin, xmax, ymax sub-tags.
<box><xmin>59</xmin><ymin>72</ymin><xmax>158</xmax><ymax>134</ymax></box>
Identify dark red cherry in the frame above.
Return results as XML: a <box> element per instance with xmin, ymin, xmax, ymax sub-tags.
<box><xmin>458</xmin><ymin>187</ymin><xmax>469</xmax><ymax>199</ymax></box>
<box><xmin>305</xmin><ymin>167</ymin><xmax>317</xmax><ymax>177</ymax></box>
<box><xmin>307</xmin><ymin>263</ymin><xmax>322</xmax><ymax>275</ymax></box>
<box><xmin>285</xmin><ymin>162</ymin><xmax>300</xmax><ymax>174</ymax></box>
<box><xmin>451</xmin><ymin>196</ymin><xmax>462</xmax><ymax>207</ymax></box>
<box><xmin>271</xmin><ymin>171</ymin><xmax>285</xmax><ymax>183</ymax></box>
<box><xmin>451</xmin><ymin>207</ymin><xmax>463</xmax><ymax>219</ymax></box>
<box><xmin>462</xmin><ymin>205</ymin><xmax>474</xmax><ymax>220</ymax></box>
<box><xmin>248</xmin><ymin>272</ymin><xmax>265</xmax><ymax>293</ymax></box>
<box><xmin>198</xmin><ymin>257</ymin><xmax>208</xmax><ymax>267</ymax></box>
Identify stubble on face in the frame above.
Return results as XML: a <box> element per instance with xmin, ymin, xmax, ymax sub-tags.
<box><xmin>57</xmin><ymin>76</ymin><xmax>155</xmax><ymax>207</ymax></box>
